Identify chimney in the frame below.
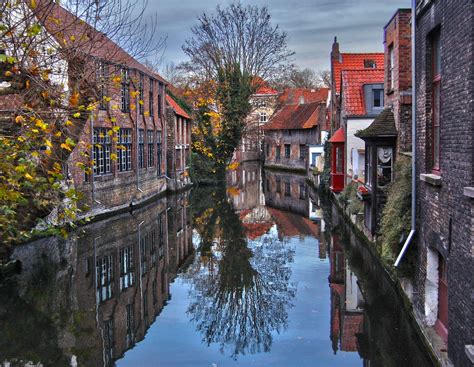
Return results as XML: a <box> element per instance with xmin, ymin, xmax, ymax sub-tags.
<box><xmin>331</xmin><ymin>36</ymin><xmax>340</xmax><ymax>62</ymax></box>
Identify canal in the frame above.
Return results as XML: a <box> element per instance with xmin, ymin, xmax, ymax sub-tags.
<box><xmin>0</xmin><ymin>163</ymin><xmax>434</xmax><ymax>366</ymax></box>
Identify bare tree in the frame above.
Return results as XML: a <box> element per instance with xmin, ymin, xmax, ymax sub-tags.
<box><xmin>316</xmin><ymin>69</ymin><xmax>331</xmax><ymax>88</ymax></box>
<box><xmin>183</xmin><ymin>2</ymin><xmax>293</xmax><ymax>81</ymax></box>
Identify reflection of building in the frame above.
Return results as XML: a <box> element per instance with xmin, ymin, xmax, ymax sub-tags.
<box><xmin>328</xmin><ymin>233</ymin><xmax>365</xmax><ymax>355</ymax></box>
<box><xmin>7</xmin><ymin>193</ymin><xmax>194</xmax><ymax>366</ymax></box>
<box><xmin>227</xmin><ymin>161</ymin><xmax>264</xmax><ymax>211</ymax></box>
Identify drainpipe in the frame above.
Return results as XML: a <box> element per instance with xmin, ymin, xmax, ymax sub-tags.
<box><xmin>395</xmin><ymin>0</ymin><xmax>416</xmax><ymax>267</ymax></box>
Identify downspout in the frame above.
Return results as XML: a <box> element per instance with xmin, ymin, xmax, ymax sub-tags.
<box><xmin>395</xmin><ymin>0</ymin><xmax>416</xmax><ymax>267</ymax></box>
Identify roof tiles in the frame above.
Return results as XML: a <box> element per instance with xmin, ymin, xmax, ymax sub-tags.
<box><xmin>166</xmin><ymin>94</ymin><xmax>191</xmax><ymax>119</ymax></box>
<box><xmin>332</xmin><ymin>53</ymin><xmax>384</xmax><ymax>94</ymax></box>
<box><xmin>341</xmin><ymin>69</ymin><xmax>384</xmax><ymax>116</ymax></box>
<box><xmin>263</xmin><ymin>102</ymin><xmax>325</xmax><ymax>131</ymax></box>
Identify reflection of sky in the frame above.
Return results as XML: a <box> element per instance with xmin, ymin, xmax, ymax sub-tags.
<box><xmin>117</xmin><ymin>223</ymin><xmax>361</xmax><ymax>366</ymax></box>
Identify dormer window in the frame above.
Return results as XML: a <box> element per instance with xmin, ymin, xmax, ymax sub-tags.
<box><xmin>364</xmin><ymin>59</ymin><xmax>376</xmax><ymax>68</ymax></box>
<box><xmin>259</xmin><ymin>112</ymin><xmax>267</xmax><ymax>123</ymax></box>
<box><xmin>373</xmin><ymin>89</ymin><xmax>383</xmax><ymax>108</ymax></box>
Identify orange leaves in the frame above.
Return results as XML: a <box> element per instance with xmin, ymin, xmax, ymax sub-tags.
<box><xmin>69</xmin><ymin>92</ymin><xmax>80</xmax><ymax>107</ymax></box>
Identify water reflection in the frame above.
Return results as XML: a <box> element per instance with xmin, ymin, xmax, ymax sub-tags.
<box><xmin>187</xmin><ymin>186</ymin><xmax>295</xmax><ymax>358</ymax></box>
<box><xmin>0</xmin><ymin>162</ymin><xmax>434</xmax><ymax>366</ymax></box>
<box><xmin>0</xmin><ymin>195</ymin><xmax>194</xmax><ymax>367</ymax></box>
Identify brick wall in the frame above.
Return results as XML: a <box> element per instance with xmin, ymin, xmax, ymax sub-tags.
<box><xmin>384</xmin><ymin>9</ymin><xmax>413</xmax><ymax>153</ymax></box>
<box><xmin>414</xmin><ymin>1</ymin><xmax>473</xmax><ymax>365</ymax></box>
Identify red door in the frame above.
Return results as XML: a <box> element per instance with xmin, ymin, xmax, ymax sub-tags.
<box><xmin>435</xmin><ymin>254</ymin><xmax>448</xmax><ymax>342</ymax></box>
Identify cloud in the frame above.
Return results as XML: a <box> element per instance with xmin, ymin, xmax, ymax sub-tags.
<box><xmin>145</xmin><ymin>0</ymin><xmax>410</xmax><ymax>72</ymax></box>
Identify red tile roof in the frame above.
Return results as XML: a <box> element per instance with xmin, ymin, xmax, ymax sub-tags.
<box><xmin>166</xmin><ymin>94</ymin><xmax>191</xmax><ymax>119</ymax></box>
<box><xmin>279</xmin><ymin>88</ymin><xmax>329</xmax><ymax>105</ymax></box>
<box><xmin>341</xmin><ymin>313</ymin><xmax>364</xmax><ymax>352</ymax></box>
<box><xmin>328</xmin><ymin>127</ymin><xmax>345</xmax><ymax>143</ymax></box>
<box><xmin>267</xmin><ymin>208</ymin><xmax>320</xmax><ymax>238</ymax></box>
<box><xmin>263</xmin><ymin>102</ymin><xmax>325</xmax><ymax>131</ymax></box>
<box><xmin>31</xmin><ymin>0</ymin><xmax>166</xmax><ymax>83</ymax></box>
<box><xmin>341</xmin><ymin>69</ymin><xmax>384</xmax><ymax>116</ymax></box>
<box><xmin>332</xmin><ymin>53</ymin><xmax>384</xmax><ymax>94</ymax></box>
<box><xmin>255</xmin><ymin>85</ymin><xmax>279</xmax><ymax>95</ymax></box>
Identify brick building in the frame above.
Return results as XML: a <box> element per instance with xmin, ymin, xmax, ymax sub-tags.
<box><xmin>165</xmin><ymin>93</ymin><xmax>192</xmax><ymax>192</ymax></box>
<box><xmin>263</xmin><ymin>89</ymin><xmax>328</xmax><ymax>172</ymax></box>
<box><xmin>412</xmin><ymin>1</ymin><xmax>474</xmax><ymax>365</ymax></box>
<box><xmin>233</xmin><ymin>83</ymin><xmax>279</xmax><ymax>163</ymax></box>
<box><xmin>14</xmin><ymin>1</ymin><xmax>171</xmax><ymax>216</ymax></box>
<box><xmin>356</xmin><ymin>9</ymin><xmax>412</xmax><ymax>235</ymax></box>
<box><xmin>329</xmin><ymin>38</ymin><xmax>384</xmax><ymax>135</ymax></box>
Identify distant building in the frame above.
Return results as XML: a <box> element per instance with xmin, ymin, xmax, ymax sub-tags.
<box><xmin>263</xmin><ymin>89</ymin><xmax>328</xmax><ymax>172</ymax></box>
<box><xmin>165</xmin><ymin>93</ymin><xmax>192</xmax><ymax>192</ymax></box>
<box><xmin>233</xmin><ymin>83</ymin><xmax>279</xmax><ymax>163</ymax></box>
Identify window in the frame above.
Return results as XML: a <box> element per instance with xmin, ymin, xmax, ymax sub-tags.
<box><xmin>140</xmin><ymin>234</ymin><xmax>148</xmax><ymax>275</ymax></box>
<box><xmin>93</xmin><ymin>128</ymin><xmax>111</xmax><ymax>176</ymax></box>
<box><xmin>117</xmin><ymin>128</ymin><xmax>132</xmax><ymax>172</ymax></box>
<box><xmin>138</xmin><ymin>129</ymin><xmax>145</xmax><ymax>169</ymax></box>
<box><xmin>121</xmin><ymin>68</ymin><xmax>130</xmax><ymax>112</ymax></box>
<box><xmin>364</xmin><ymin>59</ymin><xmax>376</xmax><ymax>68</ymax></box>
<box><xmin>157</xmin><ymin>130</ymin><xmax>162</xmax><ymax>175</ymax></box>
<box><xmin>377</xmin><ymin>147</ymin><xmax>393</xmax><ymax>188</ymax></box>
<box><xmin>284</xmin><ymin>144</ymin><xmax>291</xmax><ymax>158</ymax></box>
<box><xmin>366</xmin><ymin>146</ymin><xmax>373</xmax><ymax>187</ymax></box>
<box><xmin>147</xmin><ymin>130</ymin><xmax>154</xmax><ymax>167</ymax></box>
<box><xmin>373</xmin><ymin>89</ymin><xmax>383</xmax><ymax>108</ymax></box>
<box><xmin>149</xmin><ymin>78</ymin><xmax>154</xmax><ymax>116</ymax></box>
<box><xmin>266</xmin><ymin>178</ymin><xmax>270</xmax><ymax>192</ymax></box>
<box><xmin>431</xmin><ymin>31</ymin><xmax>441</xmax><ymax>171</ymax></box>
<box><xmin>388</xmin><ymin>45</ymin><xmax>394</xmax><ymax>90</ymax></box>
<box><xmin>300</xmin><ymin>183</ymin><xmax>306</xmax><ymax>199</ymax></box>
<box><xmin>276</xmin><ymin>178</ymin><xmax>281</xmax><ymax>193</ymax></box>
<box><xmin>276</xmin><ymin>145</ymin><xmax>281</xmax><ymax>161</ymax></box>
<box><xmin>119</xmin><ymin>246</ymin><xmax>134</xmax><ymax>291</ymax></box>
<box><xmin>96</xmin><ymin>254</ymin><xmax>113</xmax><ymax>302</ymax></box>
<box><xmin>176</xmin><ymin>149</ymin><xmax>182</xmax><ymax>171</ymax></box>
<box><xmin>266</xmin><ymin>144</ymin><xmax>270</xmax><ymax>157</ymax></box>
<box><xmin>336</xmin><ymin>146</ymin><xmax>343</xmax><ymax>174</ymax></box>
<box><xmin>158</xmin><ymin>84</ymin><xmax>163</xmax><ymax>117</ymax></box>
<box><xmin>158</xmin><ymin>212</ymin><xmax>165</xmax><ymax>258</ymax></box>
<box><xmin>97</xmin><ymin>61</ymin><xmax>108</xmax><ymax>110</ymax></box>
<box><xmin>299</xmin><ymin>144</ymin><xmax>306</xmax><ymax>160</ymax></box>
<box><xmin>260</xmin><ymin>112</ymin><xmax>267</xmax><ymax>123</ymax></box>
<box><xmin>285</xmin><ymin>181</ymin><xmax>291</xmax><ymax>197</ymax></box>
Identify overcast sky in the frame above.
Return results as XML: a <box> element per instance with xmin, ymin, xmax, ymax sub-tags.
<box><xmin>149</xmin><ymin>0</ymin><xmax>410</xmax><ymax>74</ymax></box>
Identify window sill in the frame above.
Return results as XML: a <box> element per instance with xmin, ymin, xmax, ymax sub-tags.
<box><xmin>420</xmin><ymin>173</ymin><xmax>442</xmax><ymax>187</ymax></box>
<box><xmin>463</xmin><ymin>187</ymin><xmax>474</xmax><ymax>199</ymax></box>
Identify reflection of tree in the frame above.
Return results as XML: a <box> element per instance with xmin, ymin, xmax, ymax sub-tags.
<box><xmin>187</xmin><ymin>187</ymin><xmax>295</xmax><ymax>358</ymax></box>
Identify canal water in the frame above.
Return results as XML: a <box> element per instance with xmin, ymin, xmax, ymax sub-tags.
<box><xmin>0</xmin><ymin>163</ymin><xmax>434</xmax><ymax>366</ymax></box>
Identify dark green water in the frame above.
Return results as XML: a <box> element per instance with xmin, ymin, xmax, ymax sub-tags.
<box><xmin>0</xmin><ymin>164</ymin><xmax>434</xmax><ymax>366</ymax></box>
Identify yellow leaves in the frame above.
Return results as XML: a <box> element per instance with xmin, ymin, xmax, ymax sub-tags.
<box><xmin>144</xmin><ymin>111</ymin><xmax>150</xmax><ymax>117</ymax></box>
<box><xmin>131</xmin><ymin>91</ymin><xmax>139</xmax><ymax>98</ymax></box>
<box><xmin>110</xmin><ymin>117</ymin><xmax>117</xmax><ymax>123</ymax></box>
<box><xmin>60</xmin><ymin>143</ymin><xmax>72</xmax><ymax>151</ymax></box>
<box><xmin>112</xmin><ymin>126</ymin><xmax>120</xmax><ymax>133</ymax></box>
<box><xmin>65</xmin><ymin>120</ymin><xmax>73</xmax><ymax>126</ymax></box>
<box><xmin>15</xmin><ymin>115</ymin><xmax>25</xmax><ymax>124</ymax></box>
<box><xmin>103</xmin><ymin>96</ymin><xmax>112</xmax><ymax>103</ymax></box>
<box><xmin>69</xmin><ymin>35</ymin><xmax>76</xmax><ymax>42</ymax></box>
<box><xmin>110</xmin><ymin>153</ymin><xmax>118</xmax><ymax>161</ymax></box>
<box><xmin>34</xmin><ymin>119</ymin><xmax>48</xmax><ymax>131</ymax></box>
<box><xmin>24</xmin><ymin>173</ymin><xmax>34</xmax><ymax>181</ymax></box>
<box><xmin>227</xmin><ymin>187</ymin><xmax>240</xmax><ymax>197</ymax></box>
<box><xmin>112</xmin><ymin>75</ymin><xmax>121</xmax><ymax>84</ymax></box>
<box><xmin>41</xmin><ymin>90</ymin><xmax>48</xmax><ymax>99</ymax></box>
<box><xmin>130</xmin><ymin>103</ymin><xmax>136</xmax><ymax>111</ymax></box>
<box><xmin>44</xmin><ymin>139</ymin><xmax>53</xmax><ymax>148</ymax></box>
<box><xmin>73</xmin><ymin>112</ymin><xmax>80</xmax><ymax>118</ymax></box>
<box><xmin>4</xmin><ymin>71</ymin><xmax>12</xmax><ymax>77</ymax></box>
<box><xmin>15</xmin><ymin>165</ymin><xmax>27</xmax><ymax>173</ymax></box>
<box><xmin>227</xmin><ymin>162</ymin><xmax>240</xmax><ymax>171</ymax></box>
<box><xmin>31</xmin><ymin>151</ymin><xmax>39</xmax><ymax>158</ymax></box>
<box><xmin>138</xmin><ymin>100</ymin><xmax>144</xmax><ymax>105</ymax></box>
<box><xmin>30</xmin><ymin>0</ymin><xmax>37</xmax><ymax>9</ymax></box>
